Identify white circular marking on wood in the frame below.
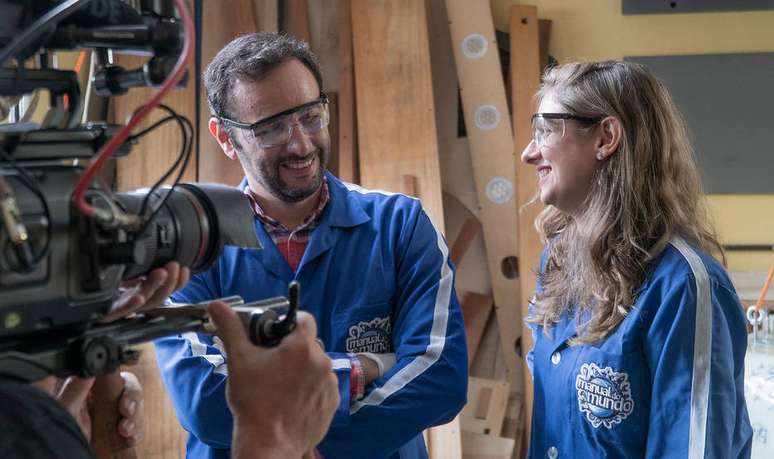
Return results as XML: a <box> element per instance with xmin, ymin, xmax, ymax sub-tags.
<box><xmin>474</xmin><ymin>105</ymin><xmax>501</xmax><ymax>130</ymax></box>
<box><xmin>485</xmin><ymin>177</ymin><xmax>513</xmax><ymax>204</ymax></box>
<box><xmin>461</xmin><ymin>33</ymin><xmax>488</xmax><ymax>59</ymax></box>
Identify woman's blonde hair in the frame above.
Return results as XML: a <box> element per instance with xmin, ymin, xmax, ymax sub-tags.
<box><xmin>530</xmin><ymin>60</ymin><xmax>723</xmax><ymax>343</ymax></box>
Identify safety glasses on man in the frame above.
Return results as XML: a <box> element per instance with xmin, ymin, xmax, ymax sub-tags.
<box><xmin>219</xmin><ymin>94</ymin><xmax>330</xmax><ymax>147</ymax></box>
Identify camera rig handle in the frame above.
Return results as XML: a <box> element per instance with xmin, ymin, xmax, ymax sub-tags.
<box><xmin>148</xmin><ymin>281</ymin><xmax>301</xmax><ymax>347</ymax></box>
<box><xmin>0</xmin><ymin>282</ymin><xmax>301</xmax><ymax>383</ymax></box>
<box><xmin>84</xmin><ymin>282</ymin><xmax>301</xmax><ymax>459</ymax></box>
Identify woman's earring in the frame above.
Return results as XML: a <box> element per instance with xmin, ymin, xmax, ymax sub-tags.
<box><xmin>596</xmin><ymin>151</ymin><xmax>605</xmax><ymax>160</ymax></box>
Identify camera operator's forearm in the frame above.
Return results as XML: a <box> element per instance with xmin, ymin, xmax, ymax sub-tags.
<box><xmin>207</xmin><ymin>304</ymin><xmax>337</xmax><ymax>459</ymax></box>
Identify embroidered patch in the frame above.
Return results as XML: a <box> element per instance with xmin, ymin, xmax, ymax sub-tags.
<box><xmin>346</xmin><ymin>316</ymin><xmax>391</xmax><ymax>353</ymax></box>
<box><xmin>575</xmin><ymin>362</ymin><xmax>634</xmax><ymax>429</ymax></box>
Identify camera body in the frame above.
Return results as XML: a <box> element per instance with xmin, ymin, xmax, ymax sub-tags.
<box><xmin>0</xmin><ymin>0</ymin><xmax>280</xmax><ymax>381</ymax></box>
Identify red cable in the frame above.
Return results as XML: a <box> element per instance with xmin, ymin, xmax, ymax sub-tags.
<box><xmin>72</xmin><ymin>0</ymin><xmax>194</xmax><ymax>218</ymax></box>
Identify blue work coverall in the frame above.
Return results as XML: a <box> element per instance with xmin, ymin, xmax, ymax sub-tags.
<box><xmin>527</xmin><ymin>237</ymin><xmax>752</xmax><ymax>458</ymax></box>
<box><xmin>155</xmin><ymin>173</ymin><xmax>468</xmax><ymax>459</ymax></box>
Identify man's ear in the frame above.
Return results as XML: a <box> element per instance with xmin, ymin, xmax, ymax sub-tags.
<box><xmin>208</xmin><ymin>117</ymin><xmax>238</xmax><ymax>160</ymax></box>
<box><xmin>595</xmin><ymin>116</ymin><xmax>623</xmax><ymax>160</ymax></box>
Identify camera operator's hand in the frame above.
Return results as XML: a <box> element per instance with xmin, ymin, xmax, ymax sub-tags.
<box><xmin>32</xmin><ymin>372</ymin><xmax>145</xmax><ymax>445</ymax></box>
<box><xmin>102</xmin><ymin>261</ymin><xmax>191</xmax><ymax>322</ymax></box>
<box><xmin>207</xmin><ymin>302</ymin><xmax>339</xmax><ymax>459</ymax></box>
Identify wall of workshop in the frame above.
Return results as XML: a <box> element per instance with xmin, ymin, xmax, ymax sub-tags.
<box><xmin>491</xmin><ymin>0</ymin><xmax>774</xmax><ymax>271</ymax></box>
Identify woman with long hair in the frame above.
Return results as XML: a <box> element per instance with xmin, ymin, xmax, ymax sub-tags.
<box><xmin>521</xmin><ymin>60</ymin><xmax>752</xmax><ymax>458</ymax></box>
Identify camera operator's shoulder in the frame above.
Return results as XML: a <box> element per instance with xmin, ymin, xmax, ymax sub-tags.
<box><xmin>0</xmin><ymin>380</ymin><xmax>93</xmax><ymax>459</ymax></box>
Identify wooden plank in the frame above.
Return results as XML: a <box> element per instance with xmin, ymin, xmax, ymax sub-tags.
<box><xmin>198</xmin><ymin>0</ymin><xmax>263</xmax><ymax>185</ymax></box>
<box><xmin>538</xmin><ymin>19</ymin><xmax>552</xmax><ymax>73</ymax></box>
<box><xmin>461</xmin><ymin>291</ymin><xmax>494</xmax><ymax>365</ymax></box>
<box><xmin>461</xmin><ymin>377</ymin><xmax>510</xmax><ymax>436</ymax></box>
<box><xmin>253</xmin><ymin>0</ymin><xmax>279</xmax><ymax>32</ymax></box>
<box><xmin>461</xmin><ymin>431</ymin><xmax>515</xmax><ymax>459</ymax></box>
<box><xmin>470</xmin><ymin>310</ymin><xmax>500</xmax><ymax>379</ymax></box>
<box><xmin>336</xmin><ymin>0</ymin><xmax>357</xmax><ymax>183</ymax></box>
<box><xmin>451</xmin><ymin>217</ymin><xmax>483</xmax><ymax>267</ymax></box>
<box><xmin>426</xmin><ymin>416</ymin><xmax>463</xmax><ymax>459</ymax></box>
<box><xmin>284</xmin><ymin>0</ymin><xmax>310</xmax><ymax>42</ymax></box>
<box><xmin>351</xmin><ymin>0</ymin><xmax>444</xmax><ymax>229</ymax></box>
<box><xmin>324</xmin><ymin>92</ymin><xmax>340</xmax><ymax>176</ymax></box>
<box><xmin>352</xmin><ymin>3</ymin><xmax>454</xmax><ymax>455</ymax></box>
<box><xmin>426</xmin><ymin>0</ymin><xmax>459</xmax><ymax>145</ymax></box>
<box><xmin>427</xmin><ymin>0</ymin><xmax>478</xmax><ymax>218</ymax></box>
<box><xmin>443</xmin><ymin>191</ymin><xmax>491</xmax><ymax>296</ymax></box>
<box><xmin>444</xmin><ymin>0</ymin><xmax>524</xmax><ymax>435</ymax></box>
<box><xmin>131</xmin><ymin>343</ymin><xmax>186</xmax><ymax>459</ymax></box>
<box><xmin>510</xmin><ymin>5</ymin><xmax>543</xmax><ymax>456</ymax></box>
<box><xmin>307</xmin><ymin>0</ymin><xmax>339</xmax><ymax>92</ymax></box>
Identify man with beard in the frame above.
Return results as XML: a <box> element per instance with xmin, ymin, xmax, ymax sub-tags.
<box><xmin>154</xmin><ymin>33</ymin><xmax>467</xmax><ymax>459</ymax></box>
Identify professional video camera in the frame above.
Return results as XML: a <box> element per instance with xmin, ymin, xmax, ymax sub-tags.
<box><xmin>0</xmin><ymin>0</ymin><xmax>297</xmax><ymax>383</ymax></box>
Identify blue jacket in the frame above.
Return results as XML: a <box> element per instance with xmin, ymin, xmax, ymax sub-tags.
<box><xmin>154</xmin><ymin>173</ymin><xmax>468</xmax><ymax>459</ymax></box>
<box><xmin>527</xmin><ymin>236</ymin><xmax>752</xmax><ymax>459</ymax></box>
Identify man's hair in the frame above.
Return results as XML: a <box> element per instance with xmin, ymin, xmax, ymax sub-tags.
<box><xmin>528</xmin><ymin>60</ymin><xmax>723</xmax><ymax>343</ymax></box>
<box><xmin>204</xmin><ymin>32</ymin><xmax>322</xmax><ymax>120</ymax></box>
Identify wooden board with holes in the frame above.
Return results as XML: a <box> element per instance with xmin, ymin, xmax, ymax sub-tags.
<box><xmin>510</xmin><ymin>6</ymin><xmax>543</xmax><ymax>454</ymax></box>
<box><xmin>444</xmin><ymin>0</ymin><xmax>524</xmax><ymax>431</ymax></box>
<box><xmin>427</xmin><ymin>0</ymin><xmax>480</xmax><ymax>220</ymax></box>
<box><xmin>350</xmin><ymin>0</ymin><xmax>444</xmax><ymax>229</ymax></box>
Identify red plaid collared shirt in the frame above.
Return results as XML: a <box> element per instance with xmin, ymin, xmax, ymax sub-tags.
<box><xmin>245</xmin><ymin>178</ymin><xmax>364</xmax><ymax>432</ymax></box>
<box><xmin>244</xmin><ymin>179</ymin><xmax>330</xmax><ymax>272</ymax></box>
